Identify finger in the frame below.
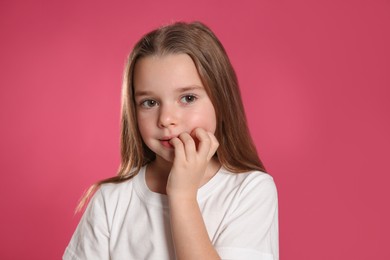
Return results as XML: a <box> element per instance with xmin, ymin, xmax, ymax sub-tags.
<box><xmin>193</xmin><ymin>128</ymin><xmax>211</xmax><ymax>158</ymax></box>
<box><xmin>169</xmin><ymin>137</ymin><xmax>186</xmax><ymax>162</ymax></box>
<box><xmin>178</xmin><ymin>132</ymin><xmax>196</xmax><ymax>161</ymax></box>
<box><xmin>206</xmin><ymin>132</ymin><xmax>219</xmax><ymax>160</ymax></box>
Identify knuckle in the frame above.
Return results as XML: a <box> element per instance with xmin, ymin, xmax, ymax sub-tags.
<box><xmin>203</xmin><ymin>137</ymin><xmax>211</xmax><ymax>143</ymax></box>
<box><xmin>184</xmin><ymin>138</ymin><xmax>193</xmax><ymax>145</ymax></box>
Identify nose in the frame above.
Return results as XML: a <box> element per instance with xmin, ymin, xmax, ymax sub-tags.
<box><xmin>158</xmin><ymin>104</ymin><xmax>177</xmax><ymax>128</ymax></box>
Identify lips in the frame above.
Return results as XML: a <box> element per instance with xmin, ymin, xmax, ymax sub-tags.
<box><xmin>159</xmin><ymin>137</ymin><xmax>175</xmax><ymax>149</ymax></box>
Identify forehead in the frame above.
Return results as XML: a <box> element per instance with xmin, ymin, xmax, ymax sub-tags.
<box><xmin>133</xmin><ymin>54</ymin><xmax>204</xmax><ymax>91</ymax></box>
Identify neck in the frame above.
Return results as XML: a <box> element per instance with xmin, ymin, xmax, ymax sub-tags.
<box><xmin>145</xmin><ymin>157</ymin><xmax>221</xmax><ymax>194</ymax></box>
<box><xmin>150</xmin><ymin>157</ymin><xmax>173</xmax><ymax>178</ymax></box>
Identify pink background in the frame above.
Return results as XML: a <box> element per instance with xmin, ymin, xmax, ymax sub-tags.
<box><xmin>1</xmin><ymin>0</ymin><xmax>389</xmax><ymax>259</ymax></box>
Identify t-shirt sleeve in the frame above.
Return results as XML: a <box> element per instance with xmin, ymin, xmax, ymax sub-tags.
<box><xmin>63</xmin><ymin>189</ymin><xmax>110</xmax><ymax>260</ymax></box>
<box><xmin>214</xmin><ymin>174</ymin><xmax>279</xmax><ymax>260</ymax></box>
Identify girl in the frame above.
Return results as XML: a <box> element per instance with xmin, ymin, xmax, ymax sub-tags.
<box><xmin>64</xmin><ymin>21</ymin><xmax>278</xmax><ymax>260</ymax></box>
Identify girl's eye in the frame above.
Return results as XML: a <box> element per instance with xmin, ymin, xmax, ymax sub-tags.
<box><xmin>140</xmin><ymin>100</ymin><xmax>158</xmax><ymax>108</ymax></box>
<box><xmin>180</xmin><ymin>95</ymin><xmax>197</xmax><ymax>104</ymax></box>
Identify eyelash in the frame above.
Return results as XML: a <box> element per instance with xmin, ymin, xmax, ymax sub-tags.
<box><xmin>139</xmin><ymin>94</ymin><xmax>198</xmax><ymax>108</ymax></box>
<box><xmin>139</xmin><ymin>99</ymin><xmax>158</xmax><ymax>108</ymax></box>
<box><xmin>180</xmin><ymin>94</ymin><xmax>198</xmax><ymax>104</ymax></box>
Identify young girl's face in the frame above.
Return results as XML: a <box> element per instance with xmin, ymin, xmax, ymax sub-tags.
<box><xmin>133</xmin><ymin>54</ymin><xmax>217</xmax><ymax>163</ymax></box>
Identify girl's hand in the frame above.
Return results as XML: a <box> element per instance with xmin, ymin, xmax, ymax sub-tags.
<box><xmin>166</xmin><ymin>128</ymin><xmax>219</xmax><ymax>199</ymax></box>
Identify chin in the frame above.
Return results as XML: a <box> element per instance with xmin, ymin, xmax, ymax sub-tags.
<box><xmin>162</xmin><ymin>155</ymin><xmax>174</xmax><ymax>163</ymax></box>
<box><xmin>154</xmin><ymin>151</ymin><xmax>175</xmax><ymax>164</ymax></box>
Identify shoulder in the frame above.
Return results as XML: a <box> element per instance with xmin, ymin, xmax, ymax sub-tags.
<box><xmin>85</xmin><ymin>175</ymin><xmax>138</xmax><ymax>215</ymax></box>
<box><xmin>220</xmin><ymin>168</ymin><xmax>277</xmax><ymax>197</ymax></box>
<box><xmin>97</xmin><ymin>176</ymin><xmax>136</xmax><ymax>203</ymax></box>
<box><xmin>82</xmin><ymin>175</ymin><xmax>139</xmax><ymax>226</ymax></box>
<box><xmin>210</xmin><ymin>169</ymin><xmax>279</xmax><ymax>258</ymax></box>
<box><xmin>215</xmin><ymin>168</ymin><xmax>278</xmax><ymax>213</ymax></box>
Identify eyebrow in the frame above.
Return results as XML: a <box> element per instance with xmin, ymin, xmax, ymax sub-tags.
<box><xmin>134</xmin><ymin>85</ymin><xmax>204</xmax><ymax>97</ymax></box>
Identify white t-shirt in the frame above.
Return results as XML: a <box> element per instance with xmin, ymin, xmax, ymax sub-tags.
<box><xmin>63</xmin><ymin>166</ymin><xmax>279</xmax><ymax>260</ymax></box>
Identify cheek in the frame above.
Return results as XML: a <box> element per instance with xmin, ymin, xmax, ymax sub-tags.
<box><xmin>137</xmin><ymin>115</ymin><xmax>152</xmax><ymax>140</ymax></box>
<box><xmin>185</xmin><ymin>109</ymin><xmax>217</xmax><ymax>133</ymax></box>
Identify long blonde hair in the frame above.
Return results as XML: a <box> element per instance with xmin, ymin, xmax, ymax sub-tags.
<box><xmin>77</xmin><ymin>21</ymin><xmax>266</xmax><ymax>212</ymax></box>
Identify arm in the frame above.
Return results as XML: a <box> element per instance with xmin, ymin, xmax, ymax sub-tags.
<box><xmin>167</xmin><ymin>128</ymin><xmax>220</xmax><ymax>260</ymax></box>
<box><xmin>213</xmin><ymin>174</ymin><xmax>279</xmax><ymax>260</ymax></box>
<box><xmin>63</xmin><ymin>189</ymin><xmax>110</xmax><ymax>260</ymax></box>
<box><xmin>168</xmin><ymin>196</ymin><xmax>219</xmax><ymax>259</ymax></box>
